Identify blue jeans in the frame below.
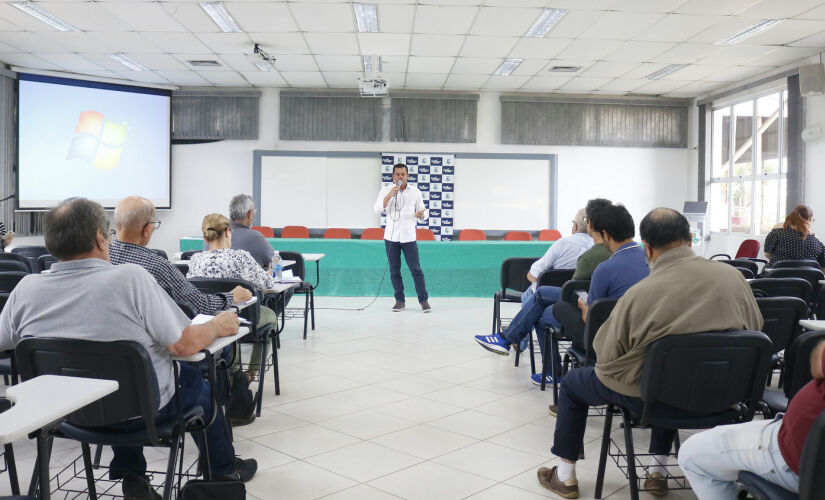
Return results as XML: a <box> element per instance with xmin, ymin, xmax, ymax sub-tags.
<box><xmin>552</xmin><ymin>367</ymin><xmax>675</xmax><ymax>461</ymax></box>
<box><xmin>385</xmin><ymin>240</ymin><xmax>428</xmax><ymax>302</ymax></box>
<box><xmin>502</xmin><ymin>285</ymin><xmax>562</xmax><ymax>371</ymax></box>
<box><xmin>679</xmin><ymin>417</ymin><xmax>798</xmax><ymax>499</ymax></box>
<box><xmin>110</xmin><ymin>362</ymin><xmax>235</xmax><ymax>478</ymax></box>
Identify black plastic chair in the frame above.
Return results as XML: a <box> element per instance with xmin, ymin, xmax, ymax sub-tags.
<box><xmin>14</xmin><ymin>338</ymin><xmax>213</xmax><ymax>500</ymax></box>
<box><xmin>537</xmin><ymin>268</ymin><xmax>576</xmax><ymax>287</ymax></box>
<box><xmin>0</xmin><ymin>254</ymin><xmax>32</xmax><ymax>274</ymax></box>
<box><xmin>0</xmin><ymin>272</ymin><xmax>28</xmax><ymax>294</ymax></box>
<box><xmin>762</xmin><ymin>330</ymin><xmax>825</xmax><ymax>417</ymax></box>
<box><xmin>36</xmin><ymin>255</ymin><xmax>56</xmax><ymax>272</ymax></box>
<box><xmin>718</xmin><ymin>259</ymin><xmax>759</xmax><ymax>276</ymax></box>
<box><xmin>278</xmin><ymin>251</ymin><xmax>315</xmax><ymax>340</ymax></box>
<box><xmin>491</xmin><ymin>257</ymin><xmax>537</xmax><ymax>336</ymax></box>
<box><xmin>757</xmin><ymin>296</ymin><xmax>808</xmax><ymax>386</ymax></box>
<box><xmin>0</xmin><ymin>261</ymin><xmax>31</xmax><ymax>274</ymax></box>
<box><xmin>739</xmin><ymin>409</ymin><xmax>825</xmax><ymax>500</ymax></box>
<box><xmin>594</xmin><ymin>331</ymin><xmax>773</xmax><ymax>500</ymax></box>
<box><xmin>188</xmin><ymin>277</ymin><xmax>278</xmax><ymax>416</ymax></box>
<box><xmin>10</xmin><ymin>246</ymin><xmax>48</xmax><ymax>273</ymax></box>
<box><xmin>735</xmin><ymin>267</ymin><xmax>755</xmax><ymax>279</ymax></box>
<box><xmin>181</xmin><ymin>250</ymin><xmax>201</xmax><ymax>260</ymax></box>
<box><xmin>764</xmin><ymin>267</ymin><xmax>824</xmax><ymax>300</ymax></box>
<box><xmin>150</xmin><ymin>248</ymin><xmax>168</xmax><ymax>260</ymax></box>
<box><xmin>770</xmin><ymin>259</ymin><xmax>821</xmax><ymax>269</ymax></box>
<box><xmin>750</xmin><ymin>278</ymin><xmax>813</xmax><ymax>304</ymax></box>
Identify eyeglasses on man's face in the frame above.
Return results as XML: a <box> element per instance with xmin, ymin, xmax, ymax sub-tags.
<box><xmin>144</xmin><ymin>220</ymin><xmax>161</xmax><ymax>230</ymax></box>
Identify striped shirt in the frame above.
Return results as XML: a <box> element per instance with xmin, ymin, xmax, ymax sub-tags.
<box><xmin>109</xmin><ymin>240</ymin><xmax>233</xmax><ymax>314</ymax></box>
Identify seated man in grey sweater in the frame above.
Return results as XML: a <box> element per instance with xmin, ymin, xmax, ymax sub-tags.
<box><xmin>538</xmin><ymin>208</ymin><xmax>763</xmax><ymax>499</ymax></box>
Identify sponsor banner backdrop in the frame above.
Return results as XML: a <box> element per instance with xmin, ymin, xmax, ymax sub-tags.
<box><xmin>381</xmin><ymin>153</ymin><xmax>455</xmax><ymax>241</ymax></box>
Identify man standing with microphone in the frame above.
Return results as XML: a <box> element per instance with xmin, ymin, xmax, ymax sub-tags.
<box><xmin>373</xmin><ymin>162</ymin><xmax>431</xmax><ymax>313</ymax></box>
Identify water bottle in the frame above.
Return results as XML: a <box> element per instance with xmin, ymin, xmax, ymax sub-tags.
<box><xmin>272</xmin><ymin>251</ymin><xmax>283</xmax><ymax>281</ymax></box>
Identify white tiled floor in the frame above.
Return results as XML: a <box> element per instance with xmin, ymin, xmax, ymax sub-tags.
<box><xmin>0</xmin><ymin>297</ymin><xmax>700</xmax><ymax>499</ymax></box>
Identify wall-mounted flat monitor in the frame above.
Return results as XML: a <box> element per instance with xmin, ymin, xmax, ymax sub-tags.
<box><xmin>17</xmin><ymin>73</ymin><xmax>171</xmax><ymax>209</ymax></box>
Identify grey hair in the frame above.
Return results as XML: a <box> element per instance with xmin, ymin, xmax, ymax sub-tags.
<box><xmin>114</xmin><ymin>199</ymin><xmax>155</xmax><ymax>231</ymax></box>
<box><xmin>43</xmin><ymin>198</ymin><xmax>110</xmax><ymax>260</ymax></box>
<box><xmin>229</xmin><ymin>194</ymin><xmax>255</xmax><ymax>221</ymax></box>
<box><xmin>573</xmin><ymin>208</ymin><xmax>587</xmax><ymax>233</ymax></box>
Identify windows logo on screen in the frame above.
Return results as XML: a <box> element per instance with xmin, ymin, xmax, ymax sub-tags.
<box><xmin>67</xmin><ymin>111</ymin><xmax>128</xmax><ymax>171</ymax></box>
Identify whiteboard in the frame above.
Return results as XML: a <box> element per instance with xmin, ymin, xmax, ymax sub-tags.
<box><xmin>255</xmin><ymin>152</ymin><xmax>555</xmax><ymax>231</ymax></box>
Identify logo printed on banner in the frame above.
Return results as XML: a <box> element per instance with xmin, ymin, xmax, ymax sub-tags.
<box><xmin>429</xmin><ymin>209</ymin><xmax>441</xmax><ymax>217</ymax></box>
<box><xmin>418</xmin><ymin>183</ymin><xmax>430</xmax><ymax>191</ymax></box>
<box><xmin>430</xmin><ymin>174</ymin><xmax>442</xmax><ymax>183</ymax></box>
<box><xmin>431</xmin><ymin>157</ymin><xmax>442</xmax><ymax>166</ymax></box>
<box><xmin>443</xmin><ymin>209</ymin><xmax>453</xmax><ymax>217</ymax></box>
<box><xmin>443</xmin><ymin>192</ymin><xmax>454</xmax><ymax>200</ymax></box>
<box><xmin>418</xmin><ymin>174</ymin><xmax>430</xmax><ymax>183</ymax></box>
<box><xmin>382</xmin><ymin>173</ymin><xmax>393</xmax><ymax>182</ymax></box>
<box><xmin>406</xmin><ymin>156</ymin><xmax>419</xmax><ymax>166</ymax></box>
<box><xmin>430</xmin><ymin>192</ymin><xmax>441</xmax><ymax>200</ymax></box>
<box><xmin>421</xmin><ymin>191</ymin><xmax>430</xmax><ymax>200</ymax></box>
<box><xmin>432</xmin><ymin>166</ymin><xmax>442</xmax><ymax>174</ymax></box>
<box><xmin>382</xmin><ymin>165</ymin><xmax>393</xmax><ymax>173</ymax></box>
<box><xmin>418</xmin><ymin>165</ymin><xmax>430</xmax><ymax>174</ymax></box>
<box><xmin>429</xmin><ymin>218</ymin><xmax>441</xmax><ymax>226</ymax></box>
<box><xmin>432</xmin><ymin>227</ymin><xmax>441</xmax><ymax>235</ymax></box>
<box><xmin>430</xmin><ymin>183</ymin><xmax>442</xmax><ymax>192</ymax></box>
<box><xmin>442</xmin><ymin>200</ymin><xmax>454</xmax><ymax>209</ymax></box>
<box><xmin>442</xmin><ymin>184</ymin><xmax>454</xmax><ymax>192</ymax></box>
<box><xmin>382</xmin><ymin>155</ymin><xmax>394</xmax><ymax>165</ymax></box>
<box><xmin>442</xmin><ymin>218</ymin><xmax>453</xmax><ymax>226</ymax></box>
<box><xmin>417</xmin><ymin>219</ymin><xmax>428</xmax><ymax>226</ymax></box>
<box><xmin>443</xmin><ymin>166</ymin><xmax>455</xmax><ymax>174</ymax></box>
<box><xmin>423</xmin><ymin>200</ymin><xmax>430</xmax><ymax>208</ymax></box>
<box><xmin>443</xmin><ymin>175</ymin><xmax>454</xmax><ymax>183</ymax></box>
<box><xmin>408</xmin><ymin>174</ymin><xmax>418</xmax><ymax>183</ymax></box>
<box><xmin>430</xmin><ymin>200</ymin><xmax>441</xmax><ymax>209</ymax></box>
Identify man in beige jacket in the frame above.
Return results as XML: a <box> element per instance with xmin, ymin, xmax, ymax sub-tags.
<box><xmin>538</xmin><ymin>208</ymin><xmax>763</xmax><ymax>499</ymax></box>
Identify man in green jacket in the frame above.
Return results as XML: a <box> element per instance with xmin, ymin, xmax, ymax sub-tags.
<box><xmin>538</xmin><ymin>208</ymin><xmax>763</xmax><ymax>499</ymax></box>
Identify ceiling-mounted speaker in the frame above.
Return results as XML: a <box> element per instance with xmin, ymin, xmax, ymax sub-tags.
<box><xmin>799</xmin><ymin>63</ymin><xmax>825</xmax><ymax>96</ymax></box>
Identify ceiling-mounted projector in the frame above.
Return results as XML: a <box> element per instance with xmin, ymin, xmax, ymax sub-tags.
<box><xmin>358</xmin><ymin>76</ymin><xmax>388</xmax><ymax>97</ymax></box>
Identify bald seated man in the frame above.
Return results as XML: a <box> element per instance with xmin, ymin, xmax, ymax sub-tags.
<box><xmin>110</xmin><ymin>196</ymin><xmax>252</xmax><ymax>314</ymax></box>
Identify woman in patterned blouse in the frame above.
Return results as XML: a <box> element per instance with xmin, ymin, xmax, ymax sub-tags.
<box><xmin>764</xmin><ymin>205</ymin><xmax>825</xmax><ymax>269</ymax></box>
<box><xmin>188</xmin><ymin>213</ymin><xmax>277</xmax><ymax>380</ymax></box>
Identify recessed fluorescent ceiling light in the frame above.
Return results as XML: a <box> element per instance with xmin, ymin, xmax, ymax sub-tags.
<box><xmin>254</xmin><ymin>60</ymin><xmax>276</xmax><ymax>72</ymax></box>
<box><xmin>525</xmin><ymin>8</ymin><xmax>567</xmax><ymax>37</ymax></box>
<box><xmin>716</xmin><ymin>19</ymin><xmax>783</xmax><ymax>45</ymax></box>
<box><xmin>108</xmin><ymin>53</ymin><xmax>149</xmax><ymax>71</ymax></box>
<box><xmin>363</xmin><ymin>55</ymin><xmax>381</xmax><ymax>73</ymax></box>
<box><xmin>645</xmin><ymin>64</ymin><xmax>687</xmax><ymax>80</ymax></box>
<box><xmin>11</xmin><ymin>2</ymin><xmax>78</xmax><ymax>31</ymax></box>
<box><xmin>354</xmin><ymin>3</ymin><xmax>378</xmax><ymax>33</ymax></box>
<box><xmin>199</xmin><ymin>2</ymin><xmax>242</xmax><ymax>33</ymax></box>
<box><xmin>495</xmin><ymin>59</ymin><xmax>523</xmax><ymax>76</ymax></box>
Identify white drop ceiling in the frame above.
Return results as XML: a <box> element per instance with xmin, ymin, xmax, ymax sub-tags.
<box><xmin>2</xmin><ymin>0</ymin><xmax>825</xmax><ymax>98</ymax></box>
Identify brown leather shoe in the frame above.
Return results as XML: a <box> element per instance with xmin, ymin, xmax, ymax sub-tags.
<box><xmin>392</xmin><ymin>301</ymin><xmax>405</xmax><ymax>312</ymax></box>
<box><xmin>548</xmin><ymin>404</ymin><xmax>558</xmax><ymax>417</ymax></box>
<box><xmin>420</xmin><ymin>300</ymin><xmax>431</xmax><ymax>313</ymax></box>
<box><xmin>643</xmin><ymin>472</ymin><xmax>668</xmax><ymax>496</ymax></box>
<box><xmin>537</xmin><ymin>466</ymin><xmax>579</xmax><ymax>499</ymax></box>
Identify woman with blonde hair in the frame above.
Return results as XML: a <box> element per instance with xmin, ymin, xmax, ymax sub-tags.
<box><xmin>764</xmin><ymin>205</ymin><xmax>825</xmax><ymax>268</ymax></box>
<box><xmin>188</xmin><ymin>213</ymin><xmax>277</xmax><ymax>381</ymax></box>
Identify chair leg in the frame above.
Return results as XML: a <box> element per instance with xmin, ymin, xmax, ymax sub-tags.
<box><xmin>81</xmin><ymin>442</ymin><xmax>97</xmax><ymax>500</ymax></box>
<box><xmin>594</xmin><ymin>405</ymin><xmax>615</xmax><ymax>499</ymax></box>
<box><xmin>302</xmin><ymin>291</ymin><xmax>309</xmax><ymax>340</ymax></box>
<box><xmin>492</xmin><ymin>295</ymin><xmax>499</xmax><ymax>334</ymax></box>
<box><xmin>5</xmin><ymin>443</ymin><xmax>20</xmax><ymax>496</ymax></box>
<box><xmin>272</xmin><ymin>336</ymin><xmax>280</xmax><ymax>396</ymax></box>
<box><xmin>544</xmin><ymin>329</ymin><xmax>554</xmax><ymax>396</ymax></box>
<box><xmin>161</xmin><ymin>433</ymin><xmax>181</xmax><ymax>500</ymax></box>
<box><xmin>197</xmin><ymin>429</ymin><xmax>211</xmax><ymax>480</ymax></box>
<box><xmin>92</xmin><ymin>444</ymin><xmax>103</xmax><ymax>467</ymax></box>
<box><xmin>622</xmin><ymin>409</ymin><xmax>640</xmax><ymax>500</ymax></box>
<box><xmin>673</xmin><ymin>432</ymin><xmax>681</xmax><ymax>454</ymax></box>
<box><xmin>255</xmin><ymin>339</ymin><xmax>268</xmax><ymax>417</ymax></box>
<box><xmin>310</xmin><ymin>288</ymin><xmax>315</xmax><ymax>330</ymax></box>
<box><xmin>514</xmin><ymin>338</ymin><xmax>521</xmax><ymax>367</ymax></box>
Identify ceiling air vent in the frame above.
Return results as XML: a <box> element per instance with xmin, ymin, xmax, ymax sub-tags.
<box><xmin>549</xmin><ymin>66</ymin><xmax>581</xmax><ymax>73</ymax></box>
<box><xmin>188</xmin><ymin>60</ymin><xmax>222</xmax><ymax>67</ymax></box>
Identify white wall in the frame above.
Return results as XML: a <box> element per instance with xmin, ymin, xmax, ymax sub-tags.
<box><xmin>148</xmin><ymin>88</ymin><xmax>692</xmax><ymax>255</ymax></box>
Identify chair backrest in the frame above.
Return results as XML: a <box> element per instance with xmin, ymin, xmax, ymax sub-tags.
<box><xmin>0</xmin><ymin>272</ymin><xmax>28</xmax><ymax>293</ymax></box>
<box><xmin>251</xmin><ymin>226</ymin><xmax>275</xmax><ymax>238</ymax></box>
<box><xmin>37</xmin><ymin>254</ymin><xmax>57</xmax><ymax>271</ymax></box>
<box><xmin>798</xmin><ymin>410</ymin><xmax>825</xmax><ymax>499</ymax></box>
<box><xmin>764</xmin><ymin>267</ymin><xmax>824</xmax><ymax>297</ymax></box>
<box><xmin>771</xmin><ymin>259</ymin><xmax>821</xmax><ymax>269</ymax></box>
<box><xmin>278</xmin><ymin>251</ymin><xmax>305</xmax><ymax>282</ymax></box>
<box><xmin>181</xmin><ymin>250</ymin><xmax>201</xmax><ymax>260</ymax></box>
<box><xmin>10</xmin><ymin>245</ymin><xmax>48</xmax><ymax>259</ymax></box>
<box><xmin>324</xmin><ymin>228</ymin><xmax>351</xmax><ymax>239</ymax></box>
<box><xmin>149</xmin><ymin>248</ymin><xmax>168</xmax><ymax>260</ymax></box>
<box><xmin>281</xmin><ymin>225</ymin><xmax>310</xmax><ymax>238</ymax></box>
<box><xmin>718</xmin><ymin>259</ymin><xmax>759</xmax><ymax>276</ymax></box>
<box><xmin>361</xmin><ymin>228</ymin><xmax>384</xmax><ymax>240</ymax></box>
<box><xmin>737</xmin><ymin>267</ymin><xmax>755</xmax><ymax>279</ymax></box>
<box><xmin>735</xmin><ymin>239</ymin><xmax>761</xmax><ymax>259</ymax></box>
<box><xmin>750</xmin><ymin>277</ymin><xmax>813</xmax><ymax>304</ymax></box>
<box><xmin>640</xmin><ymin>331</ymin><xmax>772</xmax><ymax>423</ymax></box>
<box><xmin>0</xmin><ymin>260</ymin><xmax>31</xmax><ymax>273</ymax></box>
<box><xmin>784</xmin><ymin>330</ymin><xmax>825</xmax><ymax>401</ymax></box>
<box><xmin>560</xmin><ymin>279</ymin><xmax>591</xmax><ymax>305</ymax></box>
<box><xmin>14</xmin><ymin>337</ymin><xmax>162</xmax><ymax>440</ymax></box>
<box><xmin>499</xmin><ymin>257</ymin><xmax>538</xmax><ymax>293</ymax></box>
<box><xmin>188</xmin><ymin>277</ymin><xmax>261</xmax><ymax>326</ymax></box>
<box><xmin>756</xmin><ymin>296</ymin><xmax>808</xmax><ymax>354</ymax></box>
<box><xmin>504</xmin><ymin>231</ymin><xmax>531</xmax><ymax>241</ymax></box>
<box><xmin>538</xmin><ymin>229</ymin><xmax>562</xmax><ymax>241</ymax></box>
<box><xmin>582</xmin><ymin>298</ymin><xmax>619</xmax><ymax>366</ymax></box>
<box><xmin>416</xmin><ymin>228</ymin><xmax>435</xmax><ymax>241</ymax></box>
<box><xmin>537</xmin><ymin>268</ymin><xmax>575</xmax><ymax>287</ymax></box>
<box><xmin>458</xmin><ymin>229</ymin><xmax>486</xmax><ymax>241</ymax></box>
<box><xmin>0</xmin><ymin>253</ymin><xmax>32</xmax><ymax>273</ymax></box>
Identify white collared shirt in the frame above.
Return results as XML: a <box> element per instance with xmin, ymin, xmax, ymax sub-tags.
<box><xmin>373</xmin><ymin>183</ymin><xmax>428</xmax><ymax>243</ymax></box>
<box><xmin>528</xmin><ymin>232</ymin><xmax>594</xmax><ymax>291</ymax></box>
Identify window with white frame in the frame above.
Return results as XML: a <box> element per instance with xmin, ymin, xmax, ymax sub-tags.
<box><xmin>709</xmin><ymin>88</ymin><xmax>788</xmax><ymax>235</ymax></box>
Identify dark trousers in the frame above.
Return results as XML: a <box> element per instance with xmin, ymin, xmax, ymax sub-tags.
<box><xmin>385</xmin><ymin>240</ymin><xmax>428</xmax><ymax>303</ymax></box>
<box><xmin>553</xmin><ymin>301</ymin><xmax>586</xmax><ymax>351</ymax></box>
<box><xmin>552</xmin><ymin>367</ymin><xmax>675</xmax><ymax>461</ymax></box>
<box><xmin>110</xmin><ymin>362</ymin><xmax>235</xmax><ymax>478</ymax></box>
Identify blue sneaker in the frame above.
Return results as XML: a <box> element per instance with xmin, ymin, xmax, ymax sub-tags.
<box><xmin>531</xmin><ymin>373</ymin><xmax>562</xmax><ymax>386</ymax></box>
<box><xmin>474</xmin><ymin>333</ymin><xmax>511</xmax><ymax>356</ymax></box>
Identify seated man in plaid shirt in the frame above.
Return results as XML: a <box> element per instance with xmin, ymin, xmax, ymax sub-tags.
<box><xmin>110</xmin><ymin>196</ymin><xmax>252</xmax><ymax>313</ymax></box>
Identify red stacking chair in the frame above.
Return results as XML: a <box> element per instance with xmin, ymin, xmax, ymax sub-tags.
<box><xmin>251</xmin><ymin>226</ymin><xmax>274</xmax><ymax>238</ymax></box>
<box><xmin>361</xmin><ymin>228</ymin><xmax>384</xmax><ymax>240</ymax></box>
<box><xmin>505</xmin><ymin>231</ymin><xmax>531</xmax><ymax>241</ymax></box>
<box><xmin>539</xmin><ymin>229</ymin><xmax>562</xmax><ymax>241</ymax></box>
<box><xmin>324</xmin><ymin>228</ymin><xmax>351</xmax><ymax>239</ymax></box>
<box><xmin>281</xmin><ymin>226</ymin><xmax>310</xmax><ymax>238</ymax></box>
<box><xmin>458</xmin><ymin>229</ymin><xmax>486</xmax><ymax>241</ymax></box>
<box><xmin>416</xmin><ymin>228</ymin><xmax>435</xmax><ymax>241</ymax></box>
